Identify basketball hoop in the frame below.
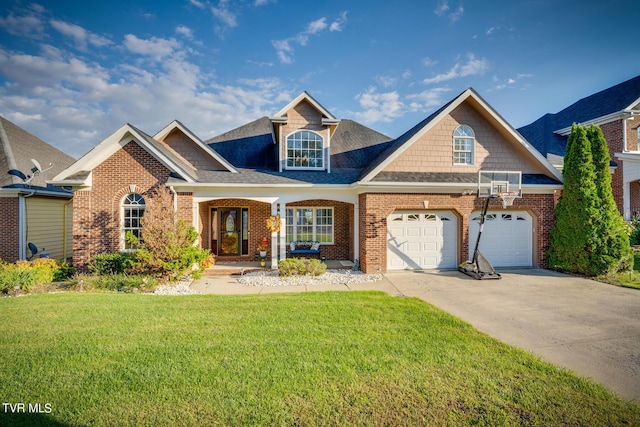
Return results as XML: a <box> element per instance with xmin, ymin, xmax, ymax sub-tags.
<box><xmin>497</xmin><ymin>191</ymin><xmax>518</xmax><ymax>209</ymax></box>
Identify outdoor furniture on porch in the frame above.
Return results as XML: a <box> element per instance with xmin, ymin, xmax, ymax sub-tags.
<box><xmin>289</xmin><ymin>241</ymin><xmax>321</xmax><ymax>259</ymax></box>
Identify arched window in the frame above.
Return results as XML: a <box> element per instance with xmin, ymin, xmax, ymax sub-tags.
<box><xmin>122</xmin><ymin>193</ymin><xmax>145</xmax><ymax>250</ymax></box>
<box><xmin>286</xmin><ymin>130</ymin><xmax>324</xmax><ymax>169</ymax></box>
<box><xmin>453</xmin><ymin>125</ymin><xmax>475</xmax><ymax>165</ymax></box>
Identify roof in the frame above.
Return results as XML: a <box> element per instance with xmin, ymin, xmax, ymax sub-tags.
<box><xmin>206</xmin><ymin>116</ymin><xmax>392</xmax><ymax>173</ymax></box>
<box><xmin>0</xmin><ymin>116</ymin><xmax>75</xmax><ymax>193</ymax></box>
<box><xmin>359</xmin><ymin>88</ymin><xmax>563</xmax><ymax>184</ymax></box>
<box><xmin>518</xmin><ymin>74</ymin><xmax>640</xmax><ymax>156</ymax></box>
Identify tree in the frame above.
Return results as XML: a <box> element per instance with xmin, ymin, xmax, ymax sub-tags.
<box><xmin>126</xmin><ymin>187</ymin><xmax>209</xmax><ymax>281</ymax></box>
<box><xmin>547</xmin><ymin>124</ymin><xmax>600</xmax><ymax>275</ymax></box>
<box><xmin>548</xmin><ymin>124</ymin><xmax>633</xmax><ymax>276</ymax></box>
<box><xmin>588</xmin><ymin>125</ymin><xmax>633</xmax><ymax>273</ymax></box>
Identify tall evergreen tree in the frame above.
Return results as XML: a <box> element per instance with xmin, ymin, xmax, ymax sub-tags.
<box><xmin>588</xmin><ymin>125</ymin><xmax>633</xmax><ymax>273</ymax></box>
<box><xmin>547</xmin><ymin>124</ymin><xmax>600</xmax><ymax>275</ymax></box>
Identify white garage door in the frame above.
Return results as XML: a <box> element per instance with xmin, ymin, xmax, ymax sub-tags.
<box><xmin>387</xmin><ymin>211</ymin><xmax>458</xmax><ymax>270</ymax></box>
<box><xmin>469</xmin><ymin>211</ymin><xmax>533</xmax><ymax>267</ymax></box>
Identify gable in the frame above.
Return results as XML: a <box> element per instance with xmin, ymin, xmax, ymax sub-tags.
<box><xmin>382</xmin><ymin>102</ymin><xmax>548</xmax><ymax>175</ymax></box>
<box><xmin>162</xmin><ymin>128</ymin><xmax>228</xmax><ymax>171</ymax></box>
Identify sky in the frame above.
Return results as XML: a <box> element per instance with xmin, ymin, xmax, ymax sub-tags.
<box><xmin>0</xmin><ymin>0</ymin><xmax>639</xmax><ymax>159</ymax></box>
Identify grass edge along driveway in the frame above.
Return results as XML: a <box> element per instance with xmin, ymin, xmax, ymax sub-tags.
<box><xmin>1</xmin><ymin>291</ymin><xmax>639</xmax><ymax>426</ymax></box>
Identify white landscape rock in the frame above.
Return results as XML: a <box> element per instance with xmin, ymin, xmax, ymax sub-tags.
<box><xmin>238</xmin><ymin>270</ymin><xmax>383</xmax><ymax>287</ymax></box>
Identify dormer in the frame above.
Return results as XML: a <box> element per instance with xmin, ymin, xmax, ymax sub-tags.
<box><xmin>270</xmin><ymin>92</ymin><xmax>340</xmax><ymax>173</ymax></box>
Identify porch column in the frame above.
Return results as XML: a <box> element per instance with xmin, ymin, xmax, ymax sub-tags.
<box><xmin>271</xmin><ymin>202</ymin><xmax>279</xmax><ymax>269</ymax></box>
<box><xmin>279</xmin><ymin>203</ymin><xmax>287</xmax><ymax>264</ymax></box>
<box><xmin>353</xmin><ymin>201</ymin><xmax>359</xmax><ymax>266</ymax></box>
<box><xmin>624</xmin><ymin>179</ymin><xmax>631</xmax><ymax>220</ymax></box>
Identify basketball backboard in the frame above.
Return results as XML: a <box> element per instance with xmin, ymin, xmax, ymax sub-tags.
<box><xmin>477</xmin><ymin>171</ymin><xmax>522</xmax><ymax>198</ymax></box>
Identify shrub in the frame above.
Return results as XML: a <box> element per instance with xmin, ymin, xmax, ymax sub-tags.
<box><xmin>126</xmin><ymin>187</ymin><xmax>209</xmax><ymax>281</ymax></box>
<box><xmin>89</xmin><ymin>252</ymin><xmax>135</xmax><ymax>275</ymax></box>
<box><xmin>278</xmin><ymin>258</ymin><xmax>307</xmax><ymax>277</ymax></box>
<box><xmin>306</xmin><ymin>258</ymin><xmax>327</xmax><ymax>276</ymax></box>
<box><xmin>0</xmin><ymin>258</ymin><xmax>69</xmax><ymax>293</ymax></box>
<box><xmin>70</xmin><ymin>274</ymin><xmax>157</xmax><ymax>293</ymax></box>
<box><xmin>278</xmin><ymin>258</ymin><xmax>327</xmax><ymax>277</ymax></box>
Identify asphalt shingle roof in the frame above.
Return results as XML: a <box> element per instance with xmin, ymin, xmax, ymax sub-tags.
<box><xmin>0</xmin><ymin>116</ymin><xmax>75</xmax><ymax>191</ymax></box>
<box><xmin>518</xmin><ymin>75</ymin><xmax>640</xmax><ymax>157</ymax></box>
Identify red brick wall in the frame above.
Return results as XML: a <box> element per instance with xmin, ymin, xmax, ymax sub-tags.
<box><xmin>73</xmin><ymin>141</ymin><xmax>193</xmax><ymax>270</ymax></box>
<box><xmin>358</xmin><ymin>192</ymin><xmax>557</xmax><ymax>274</ymax></box>
<box><xmin>600</xmin><ymin>120</ymin><xmax>624</xmax><ymax>214</ymax></box>
<box><xmin>0</xmin><ymin>197</ymin><xmax>20</xmax><ymax>262</ymax></box>
<box><xmin>287</xmin><ymin>199</ymin><xmax>353</xmax><ymax>260</ymax></box>
<box><xmin>199</xmin><ymin>198</ymin><xmax>354</xmax><ymax>262</ymax></box>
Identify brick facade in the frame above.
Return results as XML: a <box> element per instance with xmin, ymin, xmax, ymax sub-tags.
<box><xmin>72</xmin><ymin>141</ymin><xmax>193</xmax><ymax>271</ymax></box>
<box><xmin>357</xmin><ymin>192</ymin><xmax>557</xmax><ymax>274</ymax></box>
<box><xmin>199</xmin><ymin>198</ymin><xmax>354</xmax><ymax>262</ymax></box>
<box><xmin>601</xmin><ymin>120</ymin><xmax>625</xmax><ymax>214</ymax></box>
<box><xmin>0</xmin><ymin>197</ymin><xmax>20</xmax><ymax>262</ymax></box>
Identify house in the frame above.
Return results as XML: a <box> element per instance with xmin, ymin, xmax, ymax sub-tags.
<box><xmin>518</xmin><ymin>74</ymin><xmax>640</xmax><ymax>219</ymax></box>
<box><xmin>0</xmin><ymin>116</ymin><xmax>75</xmax><ymax>262</ymax></box>
<box><xmin>50</xmin><ymin>89</ymin><xmax>562</xmax><ymax>274</ymax></box>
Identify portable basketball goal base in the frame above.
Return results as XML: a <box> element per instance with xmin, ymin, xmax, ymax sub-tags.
<box><xmin>458</xmin><ymin>171</ymin><xmax>522</xmax><ymax>280</ymax></box>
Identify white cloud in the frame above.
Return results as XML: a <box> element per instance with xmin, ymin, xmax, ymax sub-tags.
<box><xmin>434</xmin><ymin>1</ymin><xmax>464</xmax><ymax>22</ymax></box>
<box><xmin>330</xmin><ymin>11</ymin><xmax>348</xmax><ymax>32</ymax></box>
<box><xmin>306</xmin><ymin>17</ymin><xmax>327</xmax><ymax>34</ymax></box>
<box><xmin>175</xmin><ymin>25</ymin><xmax>194</xmax><ymax>39</ymax></box>
<box><xmin>272</xmin><ymin>11</ymin><xmax>348</xmax><ymax>63</ymax></box>
<box><xmin>50</xmin><ymin>19</ymin><xmax>112</xmax><ymax>51</ymax></box>
<box><xmin>353</xmin><ymin>88</ymin><xmax>404</xmax><ymax>124</ymax></box>
<box><xmin>422</xmin><ymin>57</ymin><xmax>438</xmax><ymax>67</ymax></box>
<box><xmin>0</xmin><ymin>12</ymin><xmax>44</xmax><ymax>38</ymax></box>
<box><xmin>406</xmin><ymin>87</ymin><xmax>452</xmax><ymax>112</ymax></box>
<box><xmin>493</xmin><ymin>73</ymin><xmax>532</xmax><ymax>91</ymax></box>
<box><xmin>254</xmin><ymin>0</ymin><xmax>276</xmax><ymax>5</ymax></box>
<box><xmin>123</xmin><ymin>34</ymin><xmax>181</xmax><ymax>61</ymax></box>
<box><xmin>423</xmin><ymin>54</ymin><xmax>489</xmax><ymax>84</ymax></box>
<box><xmin>189</xmin><ymin>0</ymin><xmax>207</xmax><ymax>9</ymax></box>
<box><xmin>376</xmin><ymin>75</ymin><xmax>397</xmax><ymax>88</ymax></box>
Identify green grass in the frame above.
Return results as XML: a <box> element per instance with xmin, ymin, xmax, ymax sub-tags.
<box><xmin>597</xmin><ymin>252</ymin><xmax>640</xmax><ymax>289</ymax></box>
<box><xmin>1</xmin><ymin>292</ymin><xmax>639</xmax><ymax>426</ymax></box>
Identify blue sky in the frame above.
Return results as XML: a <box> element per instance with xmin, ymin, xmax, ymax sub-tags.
<box><xmin>1</xmin><ymin>0</ymin><xmax>638</xmax><ymax>158</ymax></box>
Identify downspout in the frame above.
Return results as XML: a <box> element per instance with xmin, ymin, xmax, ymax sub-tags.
<box><xmin>169</xmin><ymin>186</ymin><xmax>178</xmax><ymax>212</ymax></box>
<box><xmin>63</xmin><ymin>198</ymin><xmax>73</xmax><ymax>260</ymax></box>
<box><xmin>18</xmin><ymin>190</ymin><xmax>36</xmax><ymax>260</ymax></box>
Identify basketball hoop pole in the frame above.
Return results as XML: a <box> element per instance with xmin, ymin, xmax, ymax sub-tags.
<box><xmin>471</xmin><ymin>195</ymin><xmax>492</xmax><ymax>265</ymax></box>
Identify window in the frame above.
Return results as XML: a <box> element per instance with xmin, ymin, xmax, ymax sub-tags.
<box><xmin>285</xmin><ymin>207</ymin><xmax>334</xmax><ymax>243</ymax></box>
<box><xmin>286</xmin><ymin>130</ymin><xmax>324</xmax><ymax>169</ymax></box>
<box><xmin>122</xmin><ymin>193</ymin><xmax>145</xmax><ymax>250</ymax></box>
<box><xmin>453</xmin><ymin>125</ymin><xmax>475</xmax><ymax>165</ymax></box>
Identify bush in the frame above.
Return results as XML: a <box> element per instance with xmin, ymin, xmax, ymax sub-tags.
<box><xmin>306</xmin><ymin>258</ymin><xmax>327</xmax><ymax>276</ymax></box>
<box><xmin>0</xmin><ymin>258</ymin><xmax>69</xmax><ymax>293</ymax></box>
<box><xmin>71</xmin><ymin>273</ymin><xmax>157</xmax><ymax>293</ymax></box>
<box><xmin>278</xmin><ymin>258</ymin><xmax>327</xmax><ymax>277</ymax></box>
<box><xmin>89</xmin><ymin>252</ymin><xmax>135</xmax><ymax>275</ymax></box>
<box><xmin>126</xmin><ymin>187</ymin><xmax>209</xmax><ymax>281</ymax></box>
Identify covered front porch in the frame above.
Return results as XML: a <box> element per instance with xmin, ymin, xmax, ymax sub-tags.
<box><xmin>204</xmin><ymin>259</ymin><xmax>356</xmax><ymax>275</ymax></box>
<box><xmin>194</xmin><ymin>190</ymin><xmax>358</xmax><ymax>268</ymax></box>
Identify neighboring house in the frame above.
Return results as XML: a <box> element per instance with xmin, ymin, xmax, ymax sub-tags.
<box><xmin>518</xmin><ymin>74</ymin><xmax>640</xmax><ymax>219</ymax></box>
<box><xmin>51</xmin><ymin>89</ymin><xmax>562</xmax><ymax>274</ymax></box>
<box><xmin>0</xmin><ymin>116</ymin><xmax>75</xmax><ymax>262</ymax></box>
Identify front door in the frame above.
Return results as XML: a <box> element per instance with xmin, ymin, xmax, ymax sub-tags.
<box><xmin>219</xmin><ymin>208</ymin><xmax>241</xmax><ymax>256</ymax></box>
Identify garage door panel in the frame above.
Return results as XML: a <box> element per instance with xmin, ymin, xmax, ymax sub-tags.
<box><xmin>469</xmin><ymin>210</ymin><xmax>532</xmax><ymax>267</ymax></box>
<box><xmin>387</xmin><ymin>211</ymin><xmax>457</xmax><ymax>270</ymax></box>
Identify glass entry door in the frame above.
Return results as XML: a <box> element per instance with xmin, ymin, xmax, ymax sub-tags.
<box><xmin>219</xmin><ymin>208</ymin><xmax>241</xmax><ymax>256</ymax></box>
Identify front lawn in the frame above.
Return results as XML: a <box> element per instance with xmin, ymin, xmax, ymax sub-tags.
<box><xmin>597</xmin><ymin>252</ymin><xmax>640</xmax><ymax>289</ymax></box>
<box><xmin>1</xmin><ymin>292</ymin><xmax>638</xmax><ymax>426</ymax></box>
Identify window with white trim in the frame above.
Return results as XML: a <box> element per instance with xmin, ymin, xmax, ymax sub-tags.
<box><xmin>285</xmin><ymin>207</ymin><xmax>334</xmax><ymax>243</ymax></box>
<box><xmin>122</xmin><ymin>193</ymin><xmax>145</xmax><ymax>250</ymax></box>
<box><xmin>453</xmin><ymin>125</ymin><xmax>475</xmax><ymax>165</ymax></box>
<box><xmin>286</xmin><ymin>130</ymin><xmax>324</xmax><ymax>169</ymax></box>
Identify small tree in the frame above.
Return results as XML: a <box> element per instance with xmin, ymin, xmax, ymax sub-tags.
<box><xmin>547</xmin><ymin>124</ymin><xmax>600</xmax><ymax>275</ymax></box>
<box><xmin>588</xmin><ymin>125</ymin><xmax>633</xmax><ymax>273</ymax></box>
<box><xmin>127</xmin><ymin>187</ymin><xmax>209</xmax><ymax>281</ymax></box>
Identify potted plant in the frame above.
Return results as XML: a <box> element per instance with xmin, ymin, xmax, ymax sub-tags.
<box><xmin>257</xmin><ymin>237</ymin><xmax>269</xmax><ymax>258</ymax></box>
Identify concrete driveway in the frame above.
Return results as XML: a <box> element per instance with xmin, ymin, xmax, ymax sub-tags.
<box><xmin>192</xmin><ymin>268</ymin><xmax>640</xmax><ymax>402</ymax></box>
<box><xmin>384</xmin><ymin>269</ymin><xmax>640</xmax><ymax>403</ymax></box>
